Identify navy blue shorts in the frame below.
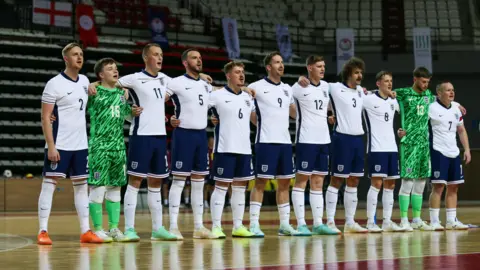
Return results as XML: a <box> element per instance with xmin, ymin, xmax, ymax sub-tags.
<box><xmin>331</xmin><ymin>132</ymin><xmax>364</xmax><ymax>178</ymax></box>
<box><xmin>43</xmin><ymin>149</ymin><xmax>88</xmax><ymax>180</ymax></box>
<box><xmin>368</xmin><ymin>152</ymin><xmax>400</xmax><ymax>179</ymax></box>
<box><xmin>213</xmin><ymin>153</ymin><xmax>255</xmax><ymax>182</ymax></box>
<box><xmin>127</xmin><ymin>135</ymin><xmax>169</xmax><ymax>179</ymax></box>
<box><xmin>255</xmin><ymin>143</ymin><xmax>295</xmax><ymax>179</ymax></box>
<box><xmin>431</xmin><ymin>149</ymin><xmax>464</xmax><ymax>185</ymax></box>
<box><xmin>171</xmin><ymin>128</ymin><xmax>209</xmax><ymax>177</ymax></box>
<box><xmin>296</xmin><ymin>143</ymin><xmax>329</xmax><ymax>176</ymax></box>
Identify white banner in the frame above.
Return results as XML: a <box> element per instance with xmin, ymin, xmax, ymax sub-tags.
<box><xmin>413</xmin><ymin>27</ymin><xmax>432</xmax><ymax>72</ymax></box>
<box><xmin>336</xmin><ymin>28</ymin><xmax>355</xmax><ymax>74</ymax></box>
<box><xmin>33</xmin><ymin>0</ymin><xmax>72</xmax><ymax>27</ymax></box>
<box><xmin>222</xmin><ymin>18</ymin><xmax>240</xmax><ymax>59</ymax></box>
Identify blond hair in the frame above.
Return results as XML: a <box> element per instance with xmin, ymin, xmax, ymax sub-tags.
<box><xmin>62</xmin><ymin>43</ymin><xmax>81</xmax><ymax>57</ymax></box>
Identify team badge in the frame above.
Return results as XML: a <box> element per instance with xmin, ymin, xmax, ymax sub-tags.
<box><xmin>358</xmin><ymin>91</ymin><xmax>362</xmax><ymax>98</ymax></box>
<box><xmin>337</xmin><ymin>165</ymin><xmax>344</xmax><ymax>172</ymax></box>
<box><xmin>434</xmin><ymin>171</ymin><xmax>440</xmax><ymax>178</ymax></box>
<box><xmin>406</xmin><ymin>167</ymin><xmax>412</xmax><ymax>174</ymax></box>
<box><xmin>94</xmin><ymin>172</ymin><xmax>101</xmax><ymax>180</ymax></box>
<box><xmin>375</xmin><ymin>165</ymin><xmax>381</xmax><ymax>172</ymax></box>
<box><xmin>204</xmin><ymin>85</ymin><xmax>209</xmax><ymax>93</ymax></box>
<box><xmin>423</xmin><ymin>96</ymin><xmax>429</xmax><ymax>103</ymax></box>
<box><xmin>391</xmin><ymin>104</ymin><xmax>394</xmax><ymax>111</ymax></box>
<box><xmin>301</xmin><ymin>161</ymin><xmax>308</xmax><ymax>169</ymax></box>
<box><xmin>131</xmin><ymin>161</ymin><xmax>138</xmax><ymax>169</ymax></box>
<box><xmin>176</xmin><ymin>161</ymin><xmax>183</xmax><ymax>169</ymax></box>
<box><xmin>323</xmin><ymin>91</ymin><xmax>328</xmax><ymax>98</ymax></box>
<box><xmin>83</xmin><ymin>86</ymin><xmax>88</xmax><ymax>94</ymax></box>
<box><xmin>245</xmin><ymin>100</ymin><xmax>251</xmax><ymax>107</ymax></box>
<box><xmin>283</xmin><ymin>89</ymin><xmax>289</xmax><ymax>97</ymax></box>
<box><xmin>159</xmin><ymin>77</ymin><xmax>164</xmax><ymax>86</ymax></box>
<box><xmin>120</xmin><ymin>95</ymin><xmax>125</xmax><ymax>104</ymax></box>
<box><xmin>217</xmin><ymin>168</ymin><xmax>224</xmax><ymax>176</ymax></box>
<box><xmin>50</xmin><ymin>162</ymin><xmax>58</xmax><ymax>170</ymax></box>
<box><xmin>261</xmin><ymin>165</ymin><xmax>268</xmax><ymax>172</ymax></box>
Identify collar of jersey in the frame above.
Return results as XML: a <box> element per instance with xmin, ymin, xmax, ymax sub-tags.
<box><xmin>225</xmin><ymin>85</ymin><xmax>242</xmax><ymax>95</ymax></box>
<box><xmin>264</xmin><ymin>77</ymin><xmax>281</xmax><ymax>86</ymax></box>
<box><xmin>375</xmin><ymin>91</ymin><xmax>388</xmax><ymax>100</ymax></box>
<box><xmin>309</xmin><ymin>79</ymin><xmax>321</xmax><ymax>87</ymax></box>
<box><xmin>61</xmin><ymin>71</ymin><xmax>79</xmax><ymax>83</ymax></box>
<box><xmin>184</xmin><ymin>73</ymin><xmax>200</xmax><ymax>81</ymax></box>
<box><xmin>342</xmin><ymin>82</ymin><xmax>357</xmax><ymax>90</ymax></box>
<box><xmin>437</xmin><ymin>100</ymin><xmax>452</xmax><ymax>109</ymax></box>
<box><xmin>141</xmin><ymin>69</ymin><xmax>158</xmax><ymax>78</ymax></box>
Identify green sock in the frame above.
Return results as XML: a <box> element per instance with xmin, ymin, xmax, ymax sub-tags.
<box><xmin>106</xmin><ymin>200</ymin><xmax>121</xmax><ymax>230</ymax></box>
<box><xmin>89</xmin><ymin>203</ymin><xmax>103</xmax><ymax>231</ymax></box>
<box><xmin>411</xmin><ymin>194</ymin><xmax>423</xmax><ymax>218</ymax></box>
<box><xmin>399</xmin><ymin>195</ymin><xmax>410</xmax><ymax>218</ymax></box>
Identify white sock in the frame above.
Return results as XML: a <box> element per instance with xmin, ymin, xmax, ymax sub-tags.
<box><xmin>249</xmin><ymin>202</ymin><xmax>262</xmax><ymax>226</ymax></box>
<box><xmin>168</xmin><ymin>179</ymin><xmax>185</xmax><ymax>229</ymax></box>
<box><xmin>325</xmin><ymin>186</ymin><xmax>339</xmax><ymax>223</ymax></box>
<box><xmin>310</xmin><ymin>190</ymin><xmax>324</xmax><ymax>226</ymax></box>
<box><xmin>367</xmin><ymin>186</ymin><xmax>380</xmax><ymax>224</ymax></box>
<box><xmin>38</xmin><ymin>179</ymin><xmax>56</xmax><ymax>233</ymax></box>
<box><xmin>382</xmin><ymin>188</ymin><xmax>394</xmax><ymax>222</ymax></box>
<box><xmin>210</xmin><ymin>186</ymin><xmax>227</xmax><ymax>228</ymax></box>
<box><xmin>73</xmin><ymin>180</ymin><xmax>90</xmax><ymax>233</ymax></box>
<box><xmin>344</xmin><ymin>186</ymin><xmax>358</xmax><ymax>225</ymax></box>
<box><xmin>430</xmin><ymin>208</ymin><xmax>440</xmax><ymax>224</ymax></box>
<box><xmin>231</xmin><ymin>186</ymin><xmax>246</xmax><ymax>229</ymax></box>
<box><xmin>124</xmin><ymin>185</ymin><xmax>139</xmax><ymax>231</ymax></box>
<box><xmin>148</xmin><ymin>187</ymin><xmax>162</xmax><ymax>231</ymax></box>
<box><xmin>446</xmin><ymin>208</ymin><xmax>456</xmax><ymax>223</ymax></box>
<box><xmin>292</xmin><ymin>187</ymin><xmax>306</xmax><ymax>226</ymax></box>
<box><xmin>278</xmin><ymin>203</ymin><xmax>291</xmax><ymax>226</ymax></box>
<box><xmin>163</xmin><ymin>199</ymin><xmax>168</xmax><ymax>205</ymax></box>
<box><xmin>191</xmin><ymin>180</ymin><xmax>205</xmax><ymax>229</ymax></box>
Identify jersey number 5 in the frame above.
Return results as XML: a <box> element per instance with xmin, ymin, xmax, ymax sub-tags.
<box><xmin>199</xmin><ymin>94</ymin><xmax>204</xmax><ymax>105</ymax></box>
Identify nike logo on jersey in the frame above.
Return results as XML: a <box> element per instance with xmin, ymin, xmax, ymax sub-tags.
<box><xmin>67</xmin><ymin>92</ymin><xmax>73</xmax><ymax>95</ymax></box>
<box><xmin>303</xmin><ymin>93</ymin><xmax>310</xmax><ymax>96</ymax></box>
<box><xmin>225</xmin><ymin>101</ymin><xmax>232</xmax><ymax>103</ymax></box>
<box><xmin>141</xmin><ymin>81</ymin><xmax>149</xmax><ymax>84</ymax></box>
<box><xmin>439</xmin><ymin>115</ymin><xmax>443</xmax><ymax>117</ymax></box>
<box><xmin>264</xmin><ymin>91</ymin><xmax>269</xmax><ymax>93</ymax></box>
<box><xmin>186</xmin><ymin>87</ymin><xmax>192</xmax><ymax>90</ymax></box>
<box><xmin>374</xmin><ymin>106</ymin><xmax>380</xmax><ymax>108</ymax></box>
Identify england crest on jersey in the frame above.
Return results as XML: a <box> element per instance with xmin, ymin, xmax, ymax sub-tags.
<box><xmin>217</xmin><ymin>167</ymin><xmax>224</xmax><ymax>175</ymax></box>
<box><xmin>283</xmin><ymin>89</ymin><xmax>289</xmax><ymax>97</ymax></box>
<box><xmin>261</xmin><ymin>165</ymin><xmax>268</xmax><ymax>172</ymax></box>
<box><xmin>245</xmin><ymin>100</ymin><xmax>251</xmax><ymax>107</ymax></box>
<box><xmin>159</xmin><ymin>77</ymin><xmax>164</xmax><ymax>86</ymax></box>
<box><xmin>131</xmin><ymin>161</ymin><xmax>138</xmax><ymax>169</ymax></box>
<box><xmin>375</xmin><ymin>165</ymin><xmax>381</xmax><ymax>172</ymax></box>
<box><xmin>94</xmin><ymin>172</ymin><xmax>101</xmax><ymax>179</ymax></box>
<box><xmin>323</xmin><ymin>91</ymin><xmax>328</xmax><ymax>98</ymax></box>
<box><xmin>434</xmin><ymin>171</ymin><xmax>440</xmax><ymax>178</ymax></box>
<box><xmin>423</xmin><ymin>96</ymin><xmax>429</xmax><ymax>103</ymax></box>
<box><xmin>391</xmin><ymin>104</ymin><xmax>395</xmax><ymax>111</ymax></box>
<box><xmin>120</xmin><ymin>95</ymin><xmax>125</xmax><ymax>104</ymax></box>
<box><xmin>50</xmin><ymin>162</ymin><xmax>58</xmax><ymax>170</ymax></box>
<box><xmin>358</xmin><ymin>91</ymin><xmax>362</xmax><ymax>98</ymax></box>
<box><xmin>204</xmin><ymin>85</ymin><xmax>209</xmax><ymax>93</ymax></box>
<box><xmin>301</xmin><ymin>161</ymin><xmax>308</xmax><ymax>169</ymax></box>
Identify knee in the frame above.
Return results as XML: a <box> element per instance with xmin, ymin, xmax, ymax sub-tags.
<box><xmin>215</xmin><ymin>181</ymin><xmax>230</xmax><ymax>188</ymax></box>
<box><xmin>399</xmin><ymin>180</ymin><xmax>414</xmax><ymax>195</ymax></box>
<box><xmin>346</xmin><ymin>177</ymin><xmax>359</xmax><ymax>187</ymax></box>
<box><xmin>310</xmin><ymin>175</ymin><xmax>324</xmax><ymax>190</ymax></box>
<box><xmin>89</xmin><ymin>186</ymin><xmax>106</xmax><ymax>204</ymax></box>
<box><xmin>412</xmin><ymin>179</ymin><xmax>427</xmax><ymax>195</ymax></box>
<box><xmin>105</xmin><ymin>186</ymin><xmax>121</xmax><ymax>202</ymax></box>
<box><xmin>432</xmin><ymin>184</ymin><xmax>444</xmax><ymax>195</ymax></box>
<box><xmin>147</xmin><ymin>177</ymin><xmax>162</xmax><ymax>188</ymax></box>
<box><xmin>330</xmin><ymin>176</ymin><xmax>343</xmax><ymax>188</ymax></box>
<box><xmin>277</xmin><ymin>179</ymin><xmax>290</xmax><ymax>191</ymax></box>
<box><xmin>371</xmin><ymin>178</ymin><xmax>383</xmax><ymax>190</ymax></box>
<box><xmin>254</xmin><ymin>178</ymin><xmax>267</xmax><ymax>191</ymax></box>
<box><xmin>446</xmin><ymin>185</ymin><xmax>459</xmax><ymax>194</ymax></box>
<box><xmin>128</xmin><ymin>176</ymin><xmax>143</xmax><ymax>188</ymax></box>
<box><xmin>383</xmin><ymin>180</ymin><xmax>395</xmax><ymax>190</ymax></box>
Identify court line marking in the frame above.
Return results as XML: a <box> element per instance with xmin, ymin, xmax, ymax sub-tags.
<box><xmin>0</xmin><ymin>233</ymin><xmax>33</xmax><ymax>253</ymax></box>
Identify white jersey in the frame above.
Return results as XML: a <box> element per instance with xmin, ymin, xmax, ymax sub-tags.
<box><xmin>118</xmin><ymin>70</ymin><xmax>170</xmax><ymax>136</ymax></box>
<box><xmin>249</xmin><ymin>78</ymin><xmax>294</xmax><ymax>144</ymax></box>
<box><xmin>429</xmin><ymin>101</ymin><xmax>463</xmax><ymax>158</ymax></box>
<box><xmin>329</xmin><ymin>82</ymin><xmax>365</xmax><ymax>135</ymax></box>
<box><xmin>41</xmin><ymin>72</ymin><xmax>89</xmax><ymax>151</ymax></box>
<box><xmin>292</xmin><ymin>81</ymin><xmax>331</xmax><ymax>144</ymax></box>
<box><xmin>166</xmin><ymin>74</ymin><xmax>213</xmax><ymax>130</ymax></box>
<box><xmin>363</xmin><ymin>92</ymin><xmax>399</xmax><ymax>152</ymax></box>
<box><xmin>209</xmin><ymin>87</ymin><xmax>254</xmax><ymax>154</ymax></box>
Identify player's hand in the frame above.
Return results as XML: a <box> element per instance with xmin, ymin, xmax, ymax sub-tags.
<box><xmin>397</xmin><ymin>128</ymin><xmax>406</xmax><ymax>138</ymax></box>
<box><xmin>464</xmin><ymin>150</ymin><xmax>471</xmax><ymax>164</ymax></box>
<box><xmin>170</xmin><ymin>115</ymin><xmax>180</xmax><ymax>127</ymax></box>
<box><xmin>459</xmin><ymin>105</ymin><xmax>467</xmax><ymax>116</ymax></box>
<box><xmin>211</xmin><ymin>115</ymin><xmax>219</xmax><ymax>126</ymax></box>
<box><xmin>241</xmin><ymin>87</ymin><xmax>256</xmax><ymax>98</ymax></box>
<box><xmin>123</xmin><ymin>88</ymin><xmax>129</xmax><ymax>100</ymax></box>
<box><xmin>328</xmin><ymin>115</ymin><xmax>335</xmax><ymax>125</ymax></box>
<box><xmin>48</xmin><ymin>147</ymin><xmax>60</xmax><ymax>163</ymax></box>
<box><xmin>50</xmin><ymin>115</ymin><xmax>56</xmax><ymax>123</ymax></box>
<box><xmin>88</xmin><ymin>82</ymin><xmax>99</xmax><ymax>96</ymax></box>
<box><xmin>199</xmin><ymin>73</ymin><xmax>213</xmax><ymax>84</ymax></box>
<box><xmin>298</xmin><ymin>76</ymin><xmax>309</xmax><ymax>88</ymax></box>
<box><xmin>363</xmin><ymin>87</ymin><xmax>369</xmax><ymax>95</ymax></box>
<box><xmin>389</xmin><ymin>91</ymin><xmax>397</xmax><ymax>99</ymax></box>
<box><xmin>131</xmin><ymin>105</ymin><xmax>143</xmax><ymax>116</ymax></box>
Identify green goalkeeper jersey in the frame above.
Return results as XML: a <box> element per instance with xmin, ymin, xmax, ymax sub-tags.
<box><xmin>88</xmin><ymin>85</ymin><xmax>131</xmax><ymax>151</ymax></box>
<box><xmin>395</xmin><ymin>87</ymin><xmax>436</xmax><ymax>145</ymax></box>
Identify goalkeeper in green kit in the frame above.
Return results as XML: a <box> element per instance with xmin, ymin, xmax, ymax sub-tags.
<box><xmin>395</xmin><ymin>67</ymin><xmax>465</xmax><ymax>231</ymax></box>
<box><xmin>87</xmin><ymin>58</ymin><xmax>143</xmax><ymax>242</ymax></box>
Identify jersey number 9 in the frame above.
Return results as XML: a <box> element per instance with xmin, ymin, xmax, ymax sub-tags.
<box><xmin>278</xmin><ymin>98</ymin><xmax>282</xmax><ymax>107</ymax></box>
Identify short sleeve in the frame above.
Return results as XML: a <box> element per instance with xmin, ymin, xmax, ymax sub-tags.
<box><xmin>166</xmin><ymin>79</ymin><xmax>181</xmax><ymax>96</ymax></box>
<box><xmin>457</xmin><ymin>108</ymin><xmax>464</xmax><ymax>126</ymax></box>
<box><xmin>291</xmin><ymin>83</ymin><xmax>300</xmax><ymax>99</ymax></box>
<box><xmin>251</xmin><ymin>98</ymin><xmax>256</xmax><ymax>112</ymax></box>
<box><xmin>41</xmin><ymin>80</ymin><xmax>57</xmax><ymax>104</ymax></box>
<box><xmin>117</xmin><ymin>73</ymin><xmax>136</xmax><ymax>89</ymax></box>
<box><xmin>208</xmin><ymin>91</ymin><xmax>217</xmax><ymax>109</ymax></box>
<box><xmin>394</xmin><ymin>87</ymin><xmax>408</xmax><ymax>101</ymax></box>
<box><xmin>393</xmin><ymin>99</ymin><xmax>400</xmax><ymax>112</ymax></box>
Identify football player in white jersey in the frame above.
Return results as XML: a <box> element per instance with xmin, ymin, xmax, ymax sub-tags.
<box><xmin>166</xmin><ymin>49</ymin><xmax>217</xmax><ymax>239</ymax></box>
<box><xmin>208</xmin><ymin>61</ymin><xmax>256</xmax><ymax>238</ymax></box>
<box><xmin>427</xmin><ymin>82</ymin><xmax>471</xmax><ymax>230</ymax></box>
<box><xmin>247</xmin><ymin>51</ymin><xmax>300</xmax><ymax>236</ymax></box>
<box><xmin>38</xmin><ymin>43</ymin><xmax>103</xmax><ymax>245</ymax></box>
<box><xmin>363</xmin><ymin>71</ymin><xmax>405</xmax><ymax>232</ymax></box>
<box><xmin>291</xmin><ymin>55</ymin><xmax>338</xmax><ymax>236</ymax></box>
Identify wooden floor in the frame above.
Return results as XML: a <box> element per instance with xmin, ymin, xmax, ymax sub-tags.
<box><xmin>1</xmin><ymin>207</ymin><xmax>480</xmax><ymax>269</ymax></box>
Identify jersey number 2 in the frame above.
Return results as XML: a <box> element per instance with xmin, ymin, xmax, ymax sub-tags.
<box><xmin>79</xmin><ymin>99</ymin><xmax>84</xmax><ymax>110</ymax></box>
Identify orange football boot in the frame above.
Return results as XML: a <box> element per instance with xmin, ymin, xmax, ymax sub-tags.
<box><xmin>80</xmin><ymin>230</ymin><xmax>104</xmax><ymax>244</ymax></box>
<box><xmin>37</xmin><ymin>230</ymin><xmax>52</xmax><ymax>245</ymax></box>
